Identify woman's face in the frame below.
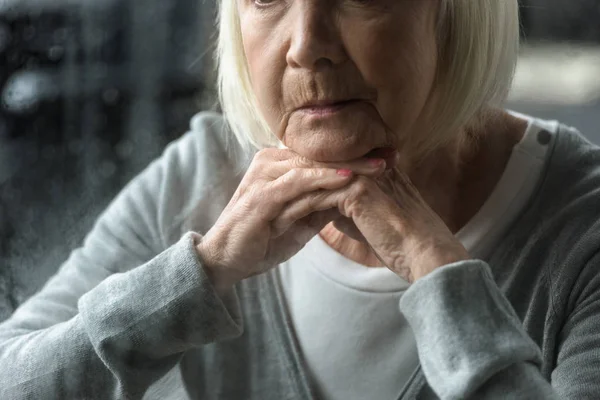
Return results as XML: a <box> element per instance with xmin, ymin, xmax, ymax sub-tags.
<box><xmin>239</xmin><ymin>0</ymin><xmax>440</xmax><ymax>162</ymax></box>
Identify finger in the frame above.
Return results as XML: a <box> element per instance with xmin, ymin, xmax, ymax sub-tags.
<box><xmin>250</xmin><ymin>148</ymin><xmax>388</xmax><ymax>180</ymax></box>
<box><xmin>242</xmin><ymin>148</ymin><xmax>298</xmax><ymax>182</ymax></box>
<box><xmin>278</xmin><ymin>157</ymin><xmax>387</xmax><ymax>178</ymax></box>
<box><xmin>271</xmin><ymin>177</ymin><xmax>384</xmax><ymax>237</ymax></box>
<box><xmin>256</xmin><ymin>147</ymin><xmax>386</xmax><ymax>171</ymax></box>
<box><xmin>270</xmin><ymin>189</ymin><xmax>345</xmax><ymax>237</ymax></box>
<box><xmin>260</xmin><ymin>168</ymin><xmax>354</xmax><ymax>220</ymax></box>
<box><xmin>272</xmin><ymin>209</ymin><xmax>341</xmax><ymax>243</ymax></box>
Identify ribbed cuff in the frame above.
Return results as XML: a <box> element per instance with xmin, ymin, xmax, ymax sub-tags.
<box><xmin>400</xmin><ymin>260</ymin><xmax>541</xmax><ymax>399</ymax></box>
<box><xmin>79</xmin><ymin>232</ymin><xmax>243</xmax><ymax>361</ymax></box>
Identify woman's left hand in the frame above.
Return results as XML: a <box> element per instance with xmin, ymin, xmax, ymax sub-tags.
<box><xmin>270</xmin><ymin>163</ymin><xmax>471</xmax><ymax>282</ymax></box>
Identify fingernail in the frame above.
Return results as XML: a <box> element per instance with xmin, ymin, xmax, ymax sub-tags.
<box><xmin>336</xmin><ymin>169</ymin><xmax>353</xmax><ymax>177</ymax></box>
<box><xmin>368</xmin><ymin>159</ymin><xmax>385</xmax><ymax>168</ymax></box>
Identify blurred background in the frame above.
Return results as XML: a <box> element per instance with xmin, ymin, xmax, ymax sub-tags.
<box><xmin>0</xmin><ymin>0</ymin><xmax>599</xmax><ymax>321</ymax></box>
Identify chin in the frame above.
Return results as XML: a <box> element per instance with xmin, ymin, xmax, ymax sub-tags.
<box><xmin>284</xmin><ymin>117</ymin><xmax>390</xmax><ymax>163</ymax></box>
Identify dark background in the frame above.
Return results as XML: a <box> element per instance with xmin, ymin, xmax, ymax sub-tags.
<box><xmin>0</xmin><ymin>0</ymin><xmax>599</xmax><ymax>321</ymax></box>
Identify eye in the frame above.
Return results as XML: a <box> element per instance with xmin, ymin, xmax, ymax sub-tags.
<box><xmin>344</xmin><ymin>0</ymin><xmax>379</xmax><ymax>9</ymax></box>
<box><xmin>253</xmin><ymin>0</ymin><xmax>279</xmax><ymax>7</ymax></box>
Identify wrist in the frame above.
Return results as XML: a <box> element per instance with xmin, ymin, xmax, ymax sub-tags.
<box><xmin>194</xmin><ymin>236</ymin><xmax>238</xmax><ymax>292</ymax></box>
<box><xmin>412</xmin><ymin>247</ymin><xmax>471</xmax><ymax>281</ymax></box>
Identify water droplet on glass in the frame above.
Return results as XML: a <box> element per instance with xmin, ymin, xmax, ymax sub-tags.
<box><xmin>100</xmin><ymin>160</ymin><xmax>117</xmax><ymax>178</ymax></box>
<box><xmin>2</xmin><ymin>71</ymin><xmax>58</xmax><ymax>114</ymax></box>
<box><xmin>102</xmin><ymin>88</ymin><xmax>120</xmax><ymax>105</ymax></box>
<box><xmin>48</xmin><ymin>46</ymin><xmax>64</xmax><ymax>61</ymax></box>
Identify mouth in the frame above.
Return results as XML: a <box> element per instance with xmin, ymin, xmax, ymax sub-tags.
<box><xmin>297</xmin><ymin>99</ymin><xmax>363</xmax><ymax>115</ymax></box>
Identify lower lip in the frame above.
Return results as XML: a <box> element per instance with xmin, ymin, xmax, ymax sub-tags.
<box><xmin>298</xmin><ymin>100</ymin><xmax>360</xmax><ymax>116</ymax></box>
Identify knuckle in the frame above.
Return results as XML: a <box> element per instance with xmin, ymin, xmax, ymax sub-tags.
<box><xmin>351</xmin><ymin>176</ymin><xmax>373</xmax><ymax>198</ymax></box>
<box><xmin>251</xmin><ymin>148</ymin><xmax>284</xmax><ymax>179</ymax></box>
<box><xmin>281</xmin><ymin>168</ymin><xmax>301</xmax><ymax>185</ymax></box>
<box><xmin>290</xmin><ymin>155</ymin><xmax>311</xmax><ymax>168</ymax></box>
<box><xmin>343</xmin><ymin>177</ymin><xmax>373</xmax><ymax>215</ymax></box>
<box><xmin>254</xmin><ymin>148</ymin><xmax>272</xmax><ymax>161</ymax></box>
<box><xmin>288</xmin><ymin>157</ymin><xmax>302</xmax><ymax>168</ymax></box>
<box><xmin>274</xmin><ymin>148</ymin><xmax>293</xmax><ymax>159</ymax></box>
<box><xmin>246</xmin><ymin>167</ymin><xmax>262</xmax><ymax>182</ymax></box>
<box><xmin>305</xmin><ymin>168</ymin><xmax>324</xmax><ymax>180</ymax></box>
<box><xmin>251</xmin><ymin>149</ymin><xmax>270</xmax><ymax>169</ymax></box>
<box><xmin>240</xmin><ymin>166</ymin><xmax>259</xmax><ymax>183</ymax></box>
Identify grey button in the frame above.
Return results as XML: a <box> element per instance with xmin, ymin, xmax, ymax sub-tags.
<box><xmin>537</xmin><ymin>130</ymin><xmax>551</xmax><ymax>145</ymax></box>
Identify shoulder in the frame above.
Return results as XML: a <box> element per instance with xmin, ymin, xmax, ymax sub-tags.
<box><xmin>488</xmin><ymin>122</ymin><xmax>600</xmax><ymax>328</ymax></box>
<box><xmin>507</xmin><ymin>122</ymin><xmax>600</xmax><ymax>290</ymax></box>
<box><xmin>533</xmin><ymin>123</ymin><xmax>600</xmax><ymax>233</ymax></box>
<box><xmin>547</xmin><ymin>122</ymin><xmax>600</xmax><ymax>177</ymax></box>
<box><xmin>115</xmin><ymin>111</ymin><xmax>254</xmax><ymax>248</ymax></box>
<box><xmin>530</xmin><ymin>123</ymin><xmax>600</xmax><ymax>324</ymax></box>
<box><xmin>166</xmin><ymin>111</ymin><xmax>252</xmax><ymax>177</ymax></box>
<box><xmin>161</xmin><ymin>111</ymin><xmax>254</xmax><ymax>241</ymax></box>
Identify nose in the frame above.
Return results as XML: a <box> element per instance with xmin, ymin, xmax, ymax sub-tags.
<box><xmin>286</xmin><ymin>4</ymin><xmax>347</xmax><ymax>70</ymax></box>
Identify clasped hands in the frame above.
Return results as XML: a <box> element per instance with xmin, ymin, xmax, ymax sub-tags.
<box><xmin>197</xmin><ymin>148</ymin><xmax>470</xmax><ymax>290</ymax></box>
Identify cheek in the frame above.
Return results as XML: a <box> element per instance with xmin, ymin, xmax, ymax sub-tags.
<box><xmin>240</xmin><ymin>20</ymin><xmax>285</xmax><ymax>128</ymax></box>
<box><xmin>351</xmin><ymin>24</ymin><xmax>438</xmax><ymax>133</ymax></box>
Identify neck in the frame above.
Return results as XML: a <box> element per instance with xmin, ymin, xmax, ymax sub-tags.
<box><xmin>319</xmin><ymin>110</ymin><xmax>528</xmax><ymax>267</ymax></box>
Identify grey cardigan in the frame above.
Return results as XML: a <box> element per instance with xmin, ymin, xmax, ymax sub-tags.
<box><xmin>1</xmin><ymin>112</ymin><xmax>599</xmax><ymax>400</ymax></box>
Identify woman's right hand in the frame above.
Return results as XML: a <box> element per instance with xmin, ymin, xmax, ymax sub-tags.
<box><xmin>196</xmin><ymin>148</ymin><xmax>386</xmax><ymax>291</ymax></box>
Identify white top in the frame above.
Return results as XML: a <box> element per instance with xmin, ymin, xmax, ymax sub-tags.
<box><xmin>278</xmin><ymin>113</ymin><xmax>557</xmax><ymax>400</ymax></box>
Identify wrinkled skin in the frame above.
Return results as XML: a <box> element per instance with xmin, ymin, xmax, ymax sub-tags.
<box><xmin>197</xmin><ymin>0</ymin><xmax>525</xmax><ymax>287</ymax></box>
<box><xmin>239</xmin><ymin>0</ymin><xmax>440</xmax><ymax>162</ymax></box>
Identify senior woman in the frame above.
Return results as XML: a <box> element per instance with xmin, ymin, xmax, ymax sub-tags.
<box><xmin>1</xmin><ymin>0</ymin><xmax>600</xmax><ymax>399</ymax></box>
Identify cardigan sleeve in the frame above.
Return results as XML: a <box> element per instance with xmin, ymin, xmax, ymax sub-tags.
<box><xmin>400</xmin><ymin>260</ymin><xmax>563</xmax><ymax>399</ymax></box>
<box><xmin>0</xmin><ymin>113</ymin><xmax>244</xmax><ymax>399</ymax></box>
